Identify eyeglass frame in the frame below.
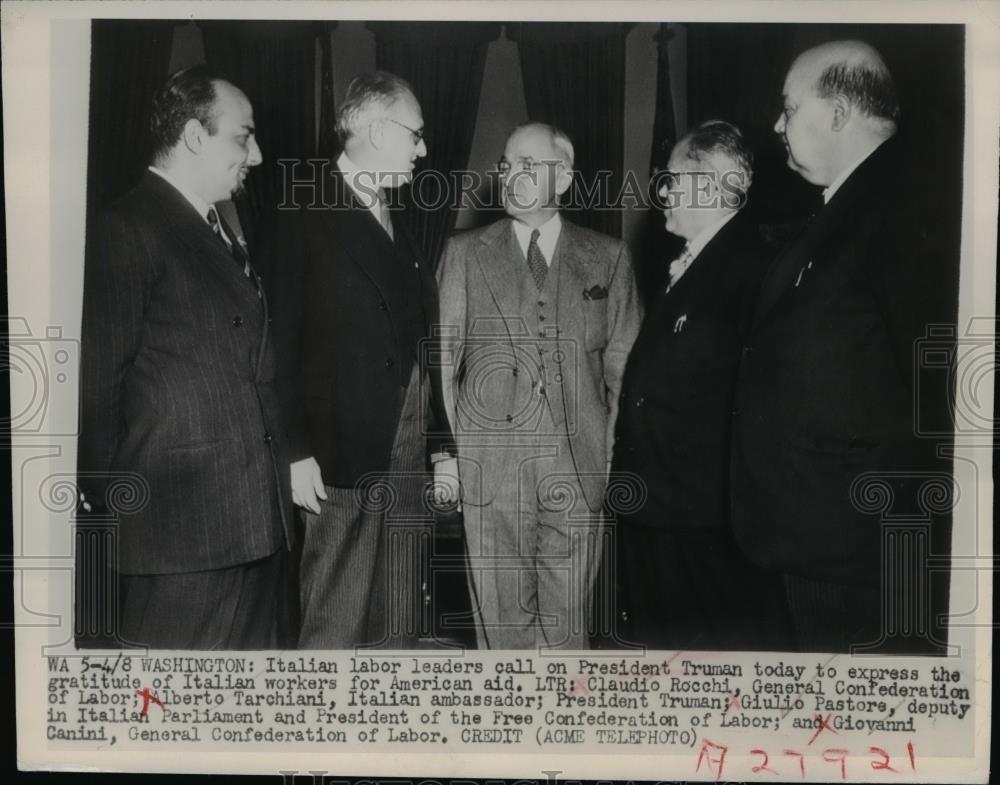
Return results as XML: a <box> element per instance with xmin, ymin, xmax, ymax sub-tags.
<box><xmin>380</xmin><ymin>116</ymin><xmax>425</xmax><ymax>144</ymax></box>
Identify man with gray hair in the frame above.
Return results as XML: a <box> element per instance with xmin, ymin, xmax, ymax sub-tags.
<box><xmin>274</xmin><ymin>71</ymin><xmax>453</xmax><ymax>648</ymax></box>
<box><xmin>732</xmin><ymin>40</ymin><xmax>938</xmax><ymax>653</ymax></box>
<box><xmin>611</xmin><ymin>120</ymin><xmax>790</xmax><ymax>650</ymax></box>
<box><xmin>436</xmin><ymin>122</ymin><xmax>641</xmax><ymax>649</ymax></box>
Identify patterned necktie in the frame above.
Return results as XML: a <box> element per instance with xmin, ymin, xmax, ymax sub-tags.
<box><xmin>526</xmin><ymin>229</ymin><xmax>548</xmax><ymax>290</ymax></box>
<box><xmin>207</xmin><ymin>207</ymin><xmax>250</xmax><ymax>277</ymax></box>
<box><xmin>666</xmin><ymin>244</ymin><xmax>693</xmax><ymax>291</ymax></box>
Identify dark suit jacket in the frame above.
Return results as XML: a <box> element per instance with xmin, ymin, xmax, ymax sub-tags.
<box><xmin>78</xmin><ymin>172</ymin><xmax>292</xmax><ymax>575</ymax></box>
<box><xmin>731</xmin><ymin>137</ymin><xmax>939</xmax><ymax>586</ymax></box>
<box><xmin>612</xmin><ymin>212</ymin><xmax>769</xmax><ymax>530</ymax></box>
<box><xmin>271</xmin><ymin>167</ymin><xmax>451</xmax><ymax>488</ymax></box>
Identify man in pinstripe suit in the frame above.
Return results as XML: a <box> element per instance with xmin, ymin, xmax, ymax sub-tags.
<box><xmin>78</xmin><ymin>67</ymin><xmax>294</xmax><ymax>649</ymax></box>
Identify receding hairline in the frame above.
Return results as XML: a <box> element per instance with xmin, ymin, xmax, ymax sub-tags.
<box><xmin>788</xmin><ymin>39</ymin><xmax>891</xmax><ymax>91</ymax></box>
<box><xmin>506</xmin><ymin>122</ymin><xmax>575</xmax><ymax>166</ymax></box>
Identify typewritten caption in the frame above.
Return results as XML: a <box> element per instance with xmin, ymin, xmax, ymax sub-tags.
<box><xmin>45</xmin><ymin>653</ymin><xmax>973</xmax><ymax>777</ymax></box>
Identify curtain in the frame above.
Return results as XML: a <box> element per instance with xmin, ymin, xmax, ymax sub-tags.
<box><xmin>86</xmin><ymin>20</ymin><xmax>175</xmax><ymax>215</ymax></box>
<box><xmin>202</xmin><ymin>21</ymin><xmax>322</xmax><ymax>251</ymax></box>
<box><xmin>369</xmin><ymin>22</ymin><xmax>500</xmax><ymax>270</ymax></box>
<box><xmin>634</xmin><ymin>23</ymin><xmax>683</xmax><ymax>302</ymax></box>
<box><xmin>507</xmin><ymin>22</ymin><xmax>632</xmax><ymax>238</ymax></box>
<box><xmin>686</xmin><ymin>23</ymin><xmax>811</xmax><ymax>232</ymax></box>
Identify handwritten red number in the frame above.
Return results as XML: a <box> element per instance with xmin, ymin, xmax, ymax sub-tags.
<box><xmin>869</xmin><ymin>746</ymin><xmax>897</xmax><ymax>772</ymax></box>
<box><xmin>751</xmin><ymin>748</ymin><xmax>777</xmax><ymax>775</ymax></box>
<box><xmin>822</xmin><ymin>748</ymin><xmax>849</xmax><ymax>780</ymax></box>
<box><xmin>783</xmin><ymin>749</ymin><xmax>805</xmax><ymax>779</ymax></box>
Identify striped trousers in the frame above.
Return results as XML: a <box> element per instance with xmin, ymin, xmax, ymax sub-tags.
<box><xmin>297</xmin><ymin>367</ymin><xmax>431</xmax><ymax>649</ymax></box>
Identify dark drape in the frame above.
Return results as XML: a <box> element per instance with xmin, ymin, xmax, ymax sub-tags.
<box><xmin>86</xmin><ymin>20</ymin><xmax>175</xmax><ymax>215</ymax></box>
<box><xmin>80</xmin><ymin>19</ymin><xmax>175</xmax><ymax>647</ymax></box>
<box><xmin>634</xmin><ymin>23</ymin><xmax>683</xmax><ymax>303</ymax></box>
<box><xmin>317</xmin><ymin>29</ymin><xmax>339</xmax><ymax>159</ymax></box>
<box><xmin>202</xmin><ymin>21</ymin><xmax>321</xmax><ymax>249</ymax></box>
<box><xmin>369</xmin><ymin>22</ymin><xmax>500</xmax><ymax>270</ymax></box>
<box><xmin>686</xmin><ymin>23</ymin><xmax>811</xmax><ymax>238</ymax></box>
<box><xmin>508</xmin><ymin>22</ymin><xmax>632</xmax><ymax>238</ymax></box>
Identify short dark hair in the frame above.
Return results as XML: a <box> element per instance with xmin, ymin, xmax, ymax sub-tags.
<box><xmin>336</xmin><ymin>71</ymin><xmax>415</xmax><ymax>145</ymax></box>
<box><xmin>680</xmin><ymin>119</ymin><xmax>754</xmax><ymax>202</ymax></box>
<box><xmin>148</xmin><ymin>65</ymin><xmax>228</xmax><ymax>163</ymax></box>
<box><xmin>815</xmin><ymin>60</ymin><xmax>900</xmax><ymax>123</ymax></box>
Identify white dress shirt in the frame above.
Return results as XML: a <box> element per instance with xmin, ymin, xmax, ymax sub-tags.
<box><xmin>512</xmin><ymin>212</ymin><xmax>562</xmax><ymax>267</ymax></box>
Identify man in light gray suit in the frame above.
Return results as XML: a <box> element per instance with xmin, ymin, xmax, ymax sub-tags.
<box><xmin>436</xmin><ymin>123</ymin><xmax>641</xmax><ymax>649</ymax></box>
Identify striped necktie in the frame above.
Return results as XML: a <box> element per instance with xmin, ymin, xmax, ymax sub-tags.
<box><xmin>207</xmin><ymin>207</ymin><xmax>251</xmax><ymax>278</ymax></box>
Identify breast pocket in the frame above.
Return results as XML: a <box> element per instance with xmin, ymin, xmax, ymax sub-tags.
<box><xmin>582</xmin><ymin>300</ymin><xmax>608</xmax><ymax>351</ymax></box>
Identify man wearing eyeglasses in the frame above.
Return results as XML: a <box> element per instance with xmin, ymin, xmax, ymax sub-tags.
<box><xmin>273</xmin><ymin>71</ymin><xmax>452</xmax><ymax>648</ymax></box>
<box><xmin>436</xmin><ymin>122</ymin><xmax>641</xmax><ymax>649</ymax></box>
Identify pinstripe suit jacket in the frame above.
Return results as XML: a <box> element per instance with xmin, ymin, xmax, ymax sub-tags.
<box><xmin>78</xmin><ymin>172</ymin><xmax>292</xmax><ymax>574</ymax></box>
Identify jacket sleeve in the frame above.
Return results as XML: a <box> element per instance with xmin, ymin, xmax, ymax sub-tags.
<box><xmin>77</xmin><ymin>210</ymin><xmax>155</xmax><ymax>509</ymax></box>
<box><xmin>434</xmin><ymin>236</ymin><xmax>467</xmax><ymax>442</ymax></box>
<box><xmin>602</xmin><ymin>242</ymin><xmax>642</xmax><ymax>463</ymax></box>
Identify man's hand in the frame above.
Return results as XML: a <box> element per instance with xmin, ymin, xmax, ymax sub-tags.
<box><xmin>432</xmin><ymin>457</ymin><xmax>461</xmax><ymax>511</ymax></box>
<box><xmin>291</xmin><ymin>457</ymin><xmax>327</xmax><ymax>514</ymax></box>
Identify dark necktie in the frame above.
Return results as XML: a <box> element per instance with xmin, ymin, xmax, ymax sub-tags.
<box><xmin>526</xmin><ymin>229</ymin><xmax>548</xmax><ymax>290</ymax></box>
<box><xmin>207</xmin><ymin>206</ymin><xmax>250</xmax><ymax>277</ymax></box>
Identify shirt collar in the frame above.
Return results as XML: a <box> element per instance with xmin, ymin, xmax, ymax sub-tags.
<box><xmin>148</xmin><ymin>166</ymin><xmax>213</xmax><ymax>222</ymax></box>
<box><xmin>822</xmin><ymin>138</ymin><xmax>888</xmax><ymax>203</ymax></box>
<box><xmin>512</xmin><ymin>212</ymin><xmax>562</xmax><ymax>267</ymax></box>
<box><xmin>338</xmin><ymin>151</ymin><xmax>384</xmax><ymax>210</ymax></box>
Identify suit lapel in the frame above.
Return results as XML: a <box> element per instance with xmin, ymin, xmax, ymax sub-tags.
<box><xmin>474</xmin><ymin>219</ymin><xmax>522</xmax><ymax>319</ymax></box>
<box><xmin>322</xmin><ymin>169</ymin><xmax>400</xmax><ymax>305</ymax></box>
<box><xmin>752</xmin><ymin>138</ymin><xmax>898</xmax><ymax>328</ymax></box>
<box><xmin>143</xmin><ymin>173</ymin><xmax>262</xmax><ymax>311</ymax></box>
<box><xmin>554</xmin><ymin>221</ymin><xmax>590</xmax><ymax>335</ymax></box>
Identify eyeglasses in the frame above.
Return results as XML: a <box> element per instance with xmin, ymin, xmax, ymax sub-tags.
<box><xmin>496</xmin><ymin>158</ymin><xmax>563</xmax><ymax>177</ymax></box>
<box><xmin>382</xmin><ymin>117</ymin><xmax>425</xmax><ymax>144</ymax></box>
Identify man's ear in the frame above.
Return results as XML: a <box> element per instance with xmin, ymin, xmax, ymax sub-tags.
<box><xmin>830</xmin><ymin>93</ymin><xmax>852</xmax><ymax>132</ymax></box>
<box><xmin>368</xmin><ymin>118</ymin><xmax>385</xmax><ymax>150</ymax></box>
<box><xmin>554</xmin><ymin>163</ymin><xmax>574</xmax><ymax>197</ymax></box>
<box><xmin>181</xmin><ymin>118</ymin><xmax>206</xmax><ymax>154</ymax></box>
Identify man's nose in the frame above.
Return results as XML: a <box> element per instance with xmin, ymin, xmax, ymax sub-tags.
<box><xmin>774</xmin><ymin>114</ymin><xmax>785</xmax><ymax>135</ymax></box>
<box><xmin>416</xmin><ymin>137</ymin><xmax>427</xmax><ymax>158</ymax></box>
<box><xmin>247</xmin><ymin>137</ymin><xmax>263</xmax><ymax>167</ymax></box>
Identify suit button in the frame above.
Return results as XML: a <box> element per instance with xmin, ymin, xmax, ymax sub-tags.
<box><xmin>731</xmin><ymin>408</ymin><xmax>740</xmax><ymax>416</ymax></box>
<box><xmin>554</xmin><ymin>373</ymin><xmax>563</xmax><ymax>383</ymax></box>
<box><xmin>537</xmin><ymin>300</ymin><xmax>545</xmax><ymax>307</ymax></box>
<box><xmin>635</xmin><ymin>396</ymin><xmax>644</xmax><ymax>407</ymax></box>
<box><xmin>378</xmin><ymin>301</ymin><xmax>387</xmax><ymax>311</ymax></box>
<box><xmin>743</xmin><ymin>345</ymin><xmax>753</xmax><ymax>354</ymax></box>
<box><xmin>539</xmin><ymin>314</ymin><xmax>546</xmax><ymax>321</ymax></box>
<box><xmin>506</xmin><ymin>414</ymin><xmax>513</xmax><ymax>422</ymax></box>
<box><xmin>232</xmin><ymin>316</ymin><xmax>243</xmax><ymax>327</ymax></box>
<box><xmin>263</xmin><ymin>432</ymin><xmax>272</xmax><ymax>443</ymax></box>
<box><xmin>267</xmin><ymin>316</ymin><xmax>274</xmax><ymax>325</ymax></box>
<box><xmin>385</xmin><ymin>357</ymin><xmax>395</xmax><ymax>368</ymax></box>
<box><xmin>512</xmin><ymin>368</ymin><xmax>518</xmax><ymax>377</ymax></box>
